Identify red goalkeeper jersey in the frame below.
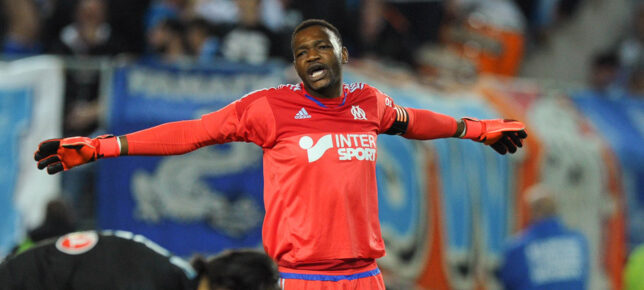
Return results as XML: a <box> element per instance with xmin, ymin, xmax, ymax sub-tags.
<box><xmin>122</xmin><ymin>81</ymin><xmax>457</xmax><ymax>270</ymax></box>
<box><xmin>200</xmin><ymin>83</ymin><xmax>399</xmax><ymax>268</ymax></box>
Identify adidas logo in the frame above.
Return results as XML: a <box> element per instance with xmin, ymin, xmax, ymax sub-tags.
<box><xmin>294</xmin><ymin>108</ymin><xmax>311</xmax><ymax>119</ymax></box>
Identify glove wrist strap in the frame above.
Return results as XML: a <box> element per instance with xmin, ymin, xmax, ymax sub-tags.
<box><xmin>97</xmin><ymin>136</ymin><xmax>120</xmax><ymax>158</ymax></box>
<box><xmin>460</xmin><ymin>118</ymin><xmax>484</xmax><ymax>140</ymax></box>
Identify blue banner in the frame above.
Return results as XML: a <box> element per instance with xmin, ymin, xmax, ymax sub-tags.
<box><xmin>0</xmin><ymin>89</ymin><xmax>31</xmax><ymax>256</ymax></box>
<box><xmin>0</xmin><ymin>57</ymin><xmax>64</xmax><ymax>259</ymax></box>
<box><xmin>99</xmin><ymin>62</ymin><xmax>286</xmax><ymax>256</ymax></box>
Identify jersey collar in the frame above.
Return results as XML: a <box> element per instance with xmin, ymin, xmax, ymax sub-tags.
<box><xmin>301</xmin><ymin>83</ymin><xmax>348</xmax><ymax>109</ymax></box>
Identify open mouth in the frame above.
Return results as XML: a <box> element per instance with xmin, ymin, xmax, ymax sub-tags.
<box><xmin>307</xmin><ymin>64</ymin><xmax>328</xmax><ymax>82</ymax></box>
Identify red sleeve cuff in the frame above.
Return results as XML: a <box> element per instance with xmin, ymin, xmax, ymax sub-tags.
<box><xmin>403</xmin><ymin>108</ymin><xmax>458</xmax><ymax>140</ymax></box>
<box><xmin>97</xmin><ymin>136</ymin><xmax>120</xmax><ymax>158</ymax></box>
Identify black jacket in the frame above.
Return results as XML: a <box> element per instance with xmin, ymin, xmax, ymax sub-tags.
<box><xmin>0</xmin><ymin>231</ymin><xmax>197</xmax><ymax>290</ymax></box>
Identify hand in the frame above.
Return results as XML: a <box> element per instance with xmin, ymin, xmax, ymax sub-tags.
<box><xmin>34</xmin><ymin>135</ymin><xmax>113</xmax><ymax>174</ymax></box>
<box><xmin>463</xmin><ymin>118</ymin><xmax>528</xmax><ymax>155</ymax></box>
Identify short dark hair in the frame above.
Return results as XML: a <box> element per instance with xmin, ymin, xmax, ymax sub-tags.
<box><xmin>193</xmin><ymin>250</ymin><xmax>279</xmax><ymax>290</ymax></box>
<box><xmin>291</xmin><ymin>19</ymin><xmax>343</xmax><ymax>49</ymax></box>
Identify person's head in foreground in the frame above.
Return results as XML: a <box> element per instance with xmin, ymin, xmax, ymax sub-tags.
<box><xmin>193</xmin><ymin>249</ymin><xmax>280</xmax><ymax>290</ymax></box>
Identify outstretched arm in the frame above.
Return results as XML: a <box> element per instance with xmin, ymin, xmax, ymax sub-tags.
<box><xmin>119</xmin><ymin>119</ymin><xmax>216</xmax><ymax>156</ymax></box>
<box><xmin>34</xmin><ymin>119</ymin><xmax>217</xmax><ymax>174</ymax></box>
<box><xmin>34</xmin><ymin>93</ymin><xmax>276</xmax><ymax>175</ymax></box>
<box><xmin>35</xmin><ymin>88</ymin><xmax>278</xmax><ymax>175</ymax></box>
<box><xmin>390</xmin><ymin>107</ymin><xmax>527</xmax><ymax>154</ymax></box>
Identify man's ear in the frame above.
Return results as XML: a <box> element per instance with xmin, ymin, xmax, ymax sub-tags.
<box><xmin>342</xmin><ymin>46</ymin><xmax>349</xmax><ymax>64</ymax></box>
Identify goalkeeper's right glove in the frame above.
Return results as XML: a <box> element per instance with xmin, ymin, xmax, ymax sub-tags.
<box><xmin>34</xmin><ymin>135</ymin><xmax>120</xmax><ymax>174</ymax></box>
<box><xmin>460</xmin><ymin>118</ymin><xmax>528</xmax><ymax>154</ymax></box>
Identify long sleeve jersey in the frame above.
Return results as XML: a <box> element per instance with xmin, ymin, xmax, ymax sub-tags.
<box><xmin>121</xmin><ymin>82</ymin><xmax>457</xmax><ymax>270</ymax></box>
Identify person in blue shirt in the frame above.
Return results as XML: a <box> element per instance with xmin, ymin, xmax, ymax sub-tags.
<box><xmin>500</xmin><ymin>184</ymin><xmax>590</xmax><ymax>290</ymax></box>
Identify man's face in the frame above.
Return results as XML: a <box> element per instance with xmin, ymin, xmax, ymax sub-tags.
<box><xmin>292</xmin><ymin>26</ymin><xmax>348</xmax><ymax>97</ymax></box>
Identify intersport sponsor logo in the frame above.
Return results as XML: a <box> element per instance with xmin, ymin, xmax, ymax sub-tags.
<box><xmin>299</xmin><ymin>133</ymin><xmax>377</xmax><ymax>162</ymax></box>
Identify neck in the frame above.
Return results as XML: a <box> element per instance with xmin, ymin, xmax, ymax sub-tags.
<box><xmin>305</xmin><ymin>80</ymin><xmax>343</xmax><ymax>99</ymax></box>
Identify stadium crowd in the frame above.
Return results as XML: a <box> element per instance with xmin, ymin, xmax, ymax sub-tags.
<box><xmin>0</xmin><ymin>0</ymin><xmax>641</xmax><ymax>80</ymax></box>
<box><xmin>1</xmin><ymin>0</ymin><xmax>641</xmax><ymax>131</ymax></box>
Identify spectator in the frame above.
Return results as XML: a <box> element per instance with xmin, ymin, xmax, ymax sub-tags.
<box><xmin>499</xmin><ymin>184</ymin><xmax>590</xmax><ymax>290</ymax></box>
<box><xmin>220</xmin><ymin>0</ymin><xmax>285</xmax><ymax>64</ymax></box>
<box><xmin>1</xmin><ymin>0</ymin><xmax>42</xmax><ymax>57</ymax></box>
<box><xmin>186</xmin><ymin>18</ymin><xmax>220</xmax><ymax>64</ymax></box>
<box><xmin>590</xmin><ymin>52</ymin><xmax>621</xmax><ymax>91</ymax></box>
<box><xmin>147</xmin><ymin>18</ymin><xmax>191</xmax><ymax>63</ymax></box>
<box><xmin>50</xmin><ymin>0</ymin><xmax>126</xmax><ymax>56</ymax></box>
<box><xmin>575</xmin><ymin>52</ymin><xmax>623</xmax><ymax>100</ymax></box>
<box><xmin>49</xmin><ymin>0</ymin><xmax>126</xmax><ymax>137</ymax></box>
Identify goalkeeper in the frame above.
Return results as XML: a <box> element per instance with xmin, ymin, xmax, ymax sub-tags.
<box><xmin>34</xmin><ymin>19</ymin><xmax>527</xmax><ymax>289</ymax></box>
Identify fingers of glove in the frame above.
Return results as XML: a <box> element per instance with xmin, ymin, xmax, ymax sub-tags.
<box><xmin>502</xmin><ymin>136</ymin><xmax>518</xmax><ymax>153</ymax></box>
<box><xmin>34</xmin><ymin>151</ymin><xmax>50</xmax><ymax>162</ymax></box>
<box><xmin>491</xmin><ymin>141</ymin><xmax>508</xmax><ymax>155</ymax></box>
<box><xmin>46</xmin><ymin>162</ymin><xmax>65</xmax><ymax>175</ymax></box>
<box><xmin>37</xmin><ymin>155</ymin><xmax>61</xmax><ymax>170</ymax></box>
<box><xmin>507</xmin><ymin>132</ymin><xmax>523</xmax><ymax>148</ymax></box>
<box><xmin>35</xmin><ymin>139</ymin><xmax>61</xmax><ymax>161</ymax></box>
<box><xmin>518</xmin><ymin>130</ymin><xmax>528</xmax><ymax>139</ymax></box>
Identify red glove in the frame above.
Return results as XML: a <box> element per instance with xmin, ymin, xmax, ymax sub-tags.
<box><xmin>34</xmin><ymin>135</ymin><xmax>120</xmax><ymax>174</ymax></box>
<box><xmin>461</xmin><ymin>118</ymin><xmax>528</xmax><ymax>154</ymax></box>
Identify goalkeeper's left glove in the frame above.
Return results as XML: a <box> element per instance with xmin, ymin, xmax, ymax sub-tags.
<box><xmin>34</xmin><ymin>134</ymin><xmax>120</xmax><ymax>174</ymax></box>
<box><xmin>460</xmin><ymin>118</ymin><xmax>528</xmax><ymax>154</ymax></box>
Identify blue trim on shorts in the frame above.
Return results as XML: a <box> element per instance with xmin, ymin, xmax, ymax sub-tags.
<box><xmin>279</xmin><ymin>267</ymin><xmax>380</xmax><ymax>282</ymax></box>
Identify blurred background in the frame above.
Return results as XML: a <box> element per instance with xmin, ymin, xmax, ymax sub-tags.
<box><xmin>0</xmin><ymin>0</ymin><xmax>643</xmax><ymax>289</ymax></box>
